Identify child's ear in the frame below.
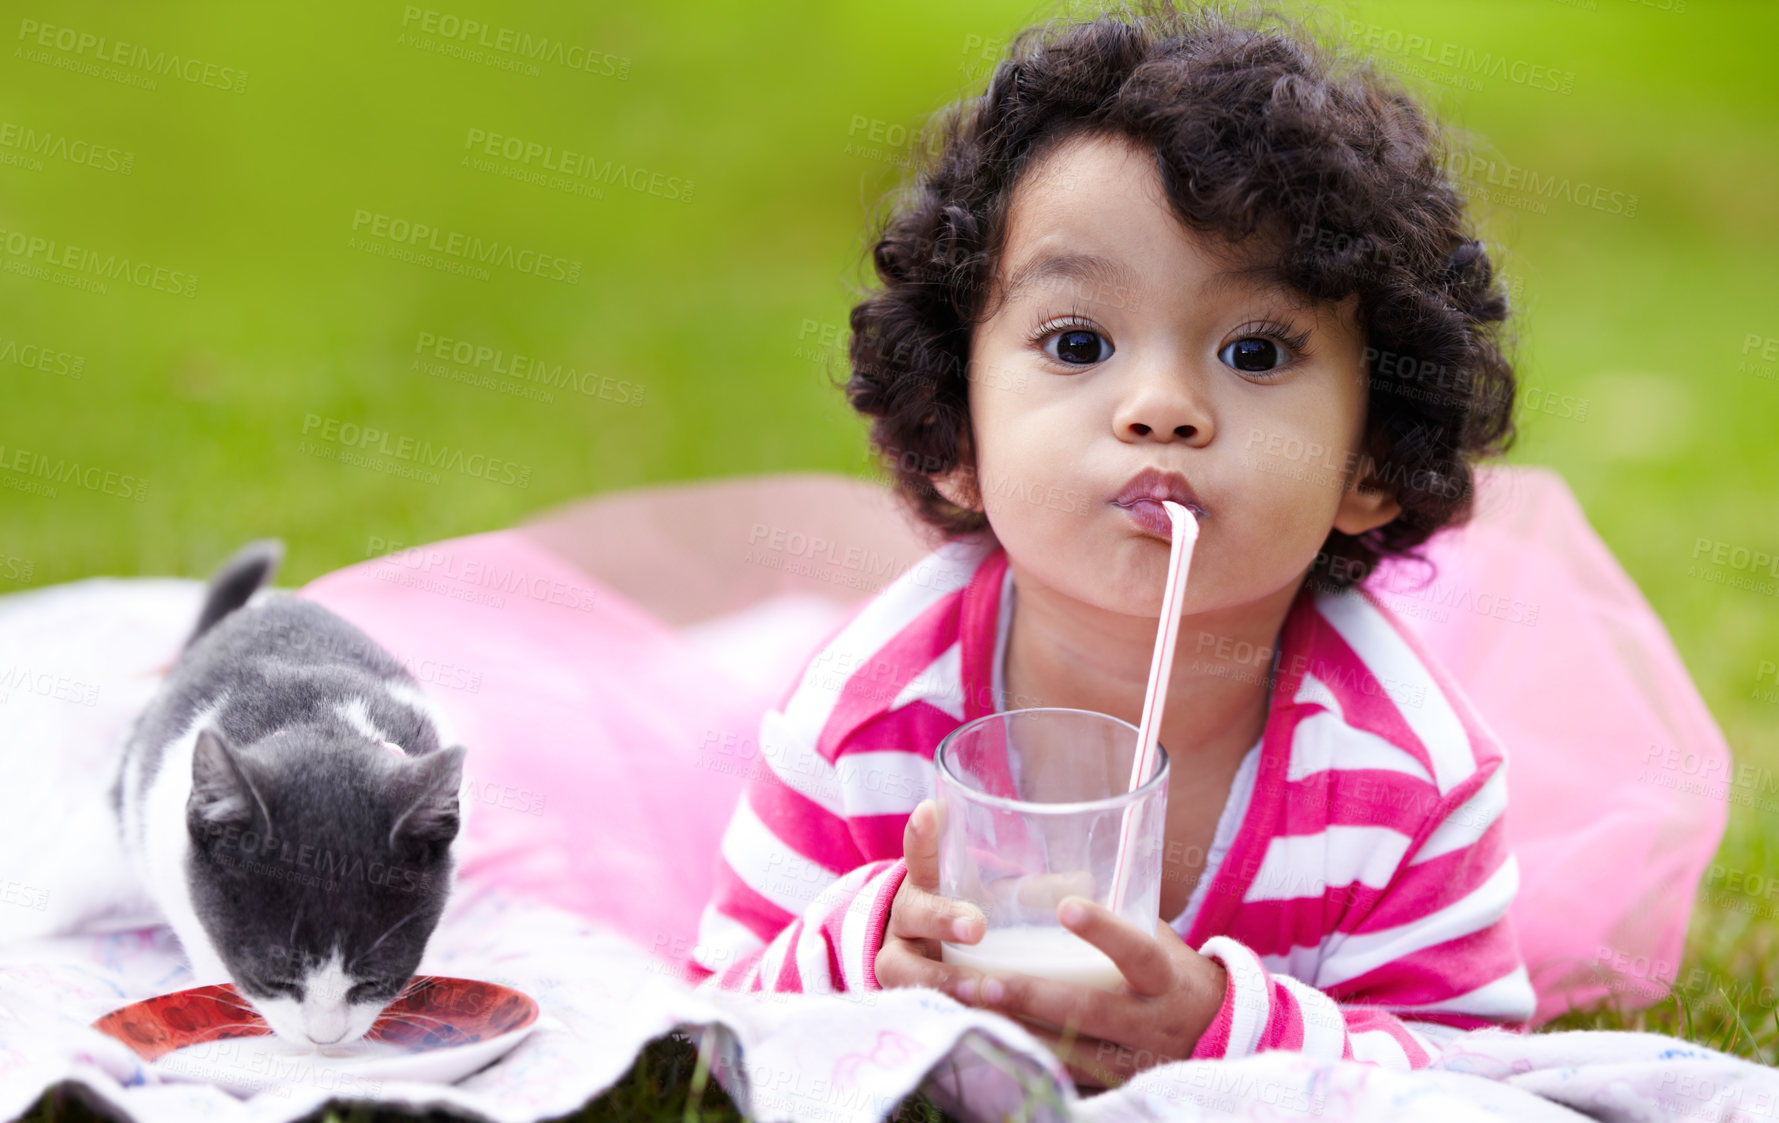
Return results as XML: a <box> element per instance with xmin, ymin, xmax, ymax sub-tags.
<box><xmin>929</xmin><ymin>423</ymin><xmax>982</xmax><ymax>514</ymax></box>
<box><xmin>1333</xmin><ymin>426</ymin><xmax>1401</xmax><ymax>536</ymax></box>
<box><xmin>1333</xmin><ymin>470</ymin><xmax>1401</xmax><ymax>536</ymax></box>
<box><xmin>931</xmin><ymin>467</ymin><xmax>977</xmax><ymax>513</ymax></box>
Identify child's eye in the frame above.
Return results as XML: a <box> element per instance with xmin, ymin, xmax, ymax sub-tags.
<box><xmin>1218</xmin><ymin>321</ymin><xmax>1311</xmax><ymax>377</ymax></box>
<box><xmin>1033</xmin><ymin>317</ymin><xmax>1114</xmax><ymax>366</ymax></box>
<box><xmin>1049</xmin><ymin>329</ymin><xmax>1111</xmax><ymax>365</ymax></box>
<box><xmin>1219</xmin><ymin>337</ymin><xmax>1289</xmax><ymax>373</ymax></box>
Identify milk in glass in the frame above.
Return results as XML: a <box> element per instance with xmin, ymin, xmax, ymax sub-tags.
<box><xmin>941</xmin><ymin>924</ymin><xmax>1125</xmax><ymax>991</ymax></box>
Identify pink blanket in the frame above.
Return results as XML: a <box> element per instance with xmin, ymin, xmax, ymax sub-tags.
<box><xmin>298</xmin><ymin>465</ymin><xmax>1729</xmax><ymax>1024</ymax></box>
<box><xmin>301</xmin><ymin>534</ymin><xmax>759</xmax><ymax>973</ymax></box>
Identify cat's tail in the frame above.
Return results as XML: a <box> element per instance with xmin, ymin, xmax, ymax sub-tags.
<box><xmin>186</xmin><ymin>539</ymin><xmax>285</xmax><ymax>648</ymax></box>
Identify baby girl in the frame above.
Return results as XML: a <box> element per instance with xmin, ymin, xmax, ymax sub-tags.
<box><xmin>688</xmin><ymin>2</ymin><xmax>1531</xmax><ymax>1086</ymax></box>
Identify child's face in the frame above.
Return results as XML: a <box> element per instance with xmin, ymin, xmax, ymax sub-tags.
<box><xmin>937</xmin><ymin>131</ymin><xmax>1399</xmax><ymax>619</ymax></box>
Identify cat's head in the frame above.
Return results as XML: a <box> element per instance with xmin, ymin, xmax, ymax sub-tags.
<box><xmin>184</xmin><ymin>725</ymin><xmax>467</xmax><ymax>1047</ymax></box>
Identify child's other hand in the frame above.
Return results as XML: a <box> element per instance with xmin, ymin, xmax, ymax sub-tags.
<box><xmin>958</xmin><ymin>896</ymin><xmax>1228</xmax><ymax>1089</ymax></box>
<box><xmin>874</xmin><ymin>799</ymin><xmax>986</xmax><ymax>994</ymax></box>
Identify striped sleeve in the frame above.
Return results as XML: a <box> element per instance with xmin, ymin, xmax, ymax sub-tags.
<box><xmin>1188</xmin><ymin>937</ymin><xmax>1455</xmax><ymax>1069</ymax></box>
<box><xmin>687</xmin><ymin>853</ymin><xmax>909</xmax><ymax>993</ymax></box>
<box><xmin>1190</xmin><ymin>754</ymin><xmax>1533</xmax><ymax>1070</ymax></box>
<box><xmin>684</xmin><ymin>540</ymin><xmax>986</xmax><ymax>994</ymax></box>
<box><xmin>685</xmin><ymin>702</ymin><xmax>913</xmax><ymax>993</ymax></box>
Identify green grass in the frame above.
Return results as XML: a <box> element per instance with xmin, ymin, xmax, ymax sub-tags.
<box><xmin>5</xmin><ymin>0</ymin><xmax>1777</xmax><ymax>1116</ymax></box>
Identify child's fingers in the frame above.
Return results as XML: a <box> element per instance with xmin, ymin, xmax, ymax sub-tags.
<box><xmin>889</xmin><ymin>880</ymin><xmax>985</xmax><ymax>945</ymax></box>
<box><xmin>894</xmin><ymin>801</ymin><xmax>986</xmax><ymax>948</ymax></box>
<box><xmin>876</xmin><ymin>937</ymin><xmax>977</xmax><ymax>995</ymax></box>
<box><xmin>965</xmin><ymin>968</ymin><xmax>1124</xmax><ymax>1045</ymax></box>
<box><xmin>1056</xmin><ymin>896</ymin><xmax>1172</xmax><ymax>997</ymax></box>
<box><xmin>902</xmin><ymin>799</ymin><xmax>943</xmax><ymax>891</ymax></box>
<box><xmin>983</xmin><ymin>870</ymin><xmax>1097</xmax><ymax>922</ymax></box>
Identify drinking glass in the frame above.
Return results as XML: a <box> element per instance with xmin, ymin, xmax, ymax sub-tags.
<box><xmin>934</xmin><ymin>707</ymin><xmax>1169</xmax><ymax>992</ymax></box>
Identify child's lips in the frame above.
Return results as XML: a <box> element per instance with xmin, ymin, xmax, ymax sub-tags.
<box><xmin>1112</xmin><ymin>498</ymin><xmax>1204</xmax><ymax>539</ymax></box>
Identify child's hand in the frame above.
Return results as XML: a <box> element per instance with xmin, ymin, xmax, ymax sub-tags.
<box><xmin>874</xmin><ymin>799</ymin><xmax>987</xmax><ymax>993</ymax></box>
<box><xmin>956</xmin><ymin>896</ymin><xmax>1229</xmax><ymax>1089</ymax></box>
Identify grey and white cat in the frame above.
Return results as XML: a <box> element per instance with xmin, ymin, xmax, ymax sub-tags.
<box><xmin>111</xmin><ymin>540</ymin><xmax>468</xmax><ymax>1047</ymax></box>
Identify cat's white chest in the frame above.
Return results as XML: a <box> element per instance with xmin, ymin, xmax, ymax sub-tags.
<box><xmin>131</xmin><ymin>709</ymin><xmax>231</xmax><ymax>984</ymax></box>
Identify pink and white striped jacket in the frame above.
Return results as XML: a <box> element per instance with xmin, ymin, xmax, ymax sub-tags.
<box><xmin>687</xmin><ymin>534</ymin><xmax>1535</xmax><ymax>1070</ymax></box>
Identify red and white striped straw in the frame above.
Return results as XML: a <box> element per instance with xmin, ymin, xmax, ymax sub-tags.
<box><xmin>1107</xmin><ymin>500</ymin><xmax>1199</xmax><ymax>916</ymax></box>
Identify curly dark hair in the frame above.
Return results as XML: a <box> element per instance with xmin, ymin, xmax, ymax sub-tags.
<box><xmin>841</xmin><ymin>0</ymin><xmax>1518</xmax><ymax>591</ymax></box>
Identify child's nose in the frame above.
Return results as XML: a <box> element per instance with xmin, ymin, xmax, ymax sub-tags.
<box><xmin>1124</xmin><ymin>418</ymin><xmax>1201</xmax><ymax>440</ymax></box>
<box><xmin>1112</xmin><ymin>367</ymin><xmax>1212</xmax><ymax>444</ymax></box>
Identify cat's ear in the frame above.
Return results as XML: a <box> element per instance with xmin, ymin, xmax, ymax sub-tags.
<box><xmin>189</xmin><ymin>728</ymin><xmax>272</xmax><ymax>831</ymax></box>
<box><xmin>388</xmin><ymin>745</ymin><xmax>467</xmax><ymax>849</ymax></box>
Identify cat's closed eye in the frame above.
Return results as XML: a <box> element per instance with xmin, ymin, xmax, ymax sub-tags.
<box><xmin>260</xmin><ymin>978</ymin><xmax>302</xmax><ymax>998</ymax></box>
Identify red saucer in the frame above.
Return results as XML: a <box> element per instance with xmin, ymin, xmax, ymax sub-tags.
<box><xmin>93</xmin><ymin>975</ymin><xmax>539</xmax><ymax>1062</ymax></box>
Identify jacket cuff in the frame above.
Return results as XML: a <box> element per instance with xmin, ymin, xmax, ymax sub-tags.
<box><xmin>854</xmin><ymin>859</ymin><xmax>909</xmax><ymax>991</ymax></box>
<box><xmin>1191</xmin><ymin>935</ymin><xmax>1272</xmax><ymax>1060</ymax></box>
